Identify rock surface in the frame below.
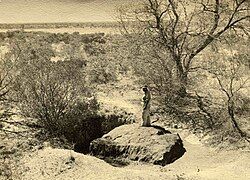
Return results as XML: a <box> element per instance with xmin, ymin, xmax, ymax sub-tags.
<box><xmin>89</xmin><ymin>124</ymin><xmax>186</xmax><ymax>166</ymax></box>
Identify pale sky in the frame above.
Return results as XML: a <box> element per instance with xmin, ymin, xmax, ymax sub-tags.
<box><xmin>0</xmin><ymin>0</ymin><xmax>133</xmax><ymax>23</ymax></box>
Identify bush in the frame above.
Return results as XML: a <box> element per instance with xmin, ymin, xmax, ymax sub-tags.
<box><xmin>86</xmin><ymin>56</ymin><xmax>118</xmax><ymax>84</ymax></box>
<box><xmin>14</xmin><ymin>59</ymin><xmax>88</xmax><ymax>127</ymax></box>
<box><xmin>8</xmin><ymin>37</ymin><xmax>103</xmax><ymax>152</ymax></box>
<box><xmin>6</xmin><ymin>34</ymin><xmax>132</xmax><ymax>153</ymax></box>
<box><xmin>64</xmin><ymin>97</ymin><xmax>102</xmax><ymax>153</ymax></box>
<box><xmin>0</xmin><ymin>52</ymin><xmax>14</xmax><ymax>102</ymax></box>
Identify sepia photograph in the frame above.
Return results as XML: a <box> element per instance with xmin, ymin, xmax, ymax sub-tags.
<box><xmin>0</xmin><ymin>0</ymin><xmax>249</xmax><ymax>179</ymax></box>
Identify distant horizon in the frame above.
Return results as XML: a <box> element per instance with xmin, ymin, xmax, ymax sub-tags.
<box><xmin>0</xmin><ymin>21</ymin><xmax>118</xmax><ymax>25</ymax></box>
<box><xmin>0</xmin><ymin>0</ymin><xmax>134</xmax><ymax>24</ymax></box>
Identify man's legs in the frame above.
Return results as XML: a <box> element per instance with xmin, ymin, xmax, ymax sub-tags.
<box><xmin>146</xmin><ymin>111</ymin><xmax>150</xmax><ymax>126</ymax></box>
<box><xmin>142</xmin><ymin>110</ymin><xmax>146</xmax><ymax>126</ymax></box>
<box><xmin>142</xmin><ymin>109</ymin><xmax>150</xmax><ymax>127</ymax></box>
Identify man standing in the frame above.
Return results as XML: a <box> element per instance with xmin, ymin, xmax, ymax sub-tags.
<box><xmin>142</xmin><ymin>86</ymin><xmax>151</xmax><ymax>127</ymax></box>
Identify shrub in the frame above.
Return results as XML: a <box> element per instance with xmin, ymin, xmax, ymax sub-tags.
<box><xmin>0</xmin><ymin>52</ymin><xmax>14</xmax><ymax>102</ymax></box>
<box><xmin>7</xmin><ymin>33</ymin><xmax>131</xmax><ymax>153</ymax></box>
<box><xmin>86</xmin><ymin>56</ymin><xmax>118</xmax><ymax>84</ymax></box>
<box><xmin>14</xmin><ymin>59</ymin><xmax>88</xmax><ymax>127</ymax></box>
<box><xmin>8</xmin><ymin>37</ymin><xmax>102</xmax><ymax>152</ymax></box>
<box><xmin>64</xmin><ymin>97</ymin><xmax>102</xmax><ymax>153</ymax></box>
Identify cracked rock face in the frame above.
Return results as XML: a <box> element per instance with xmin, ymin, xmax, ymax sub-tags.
<box><xmin>89</xmin><ymin>124</ymin><xmax>186</xmax><ymax>166</ymax></box>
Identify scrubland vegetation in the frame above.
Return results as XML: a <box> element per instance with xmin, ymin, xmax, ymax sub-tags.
<box><xmin>0</xmin><ymin>31</ymin><xmax>133</xmax><ymax>179</ymax></box>
<box><xmin>0</xmin><ymin>0</ymin><xmax>249</xmax><ymax>179</ymax></box>
<box><xmin>117</xmin><ymin>0</ymin><xmax>250</xmax><ymax>143</ymax></box>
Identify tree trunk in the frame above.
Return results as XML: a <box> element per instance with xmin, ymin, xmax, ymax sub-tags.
<box><xmin>178</xmin><ymin>73</ymin><xmax>188</xmax><ymax>97</ymax></box>
<box><xmin>228</xmin><ymin>99</ymin><xmax>245</xmax><ymax>137</ymax></box>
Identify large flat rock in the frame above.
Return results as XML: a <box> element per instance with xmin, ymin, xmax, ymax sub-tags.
<box><xmin>90</xmin><ymin>124</ymin><xmax>186</xmax><ymax>166</ymax></box>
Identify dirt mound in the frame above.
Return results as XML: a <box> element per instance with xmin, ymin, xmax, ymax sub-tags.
<box><xmin>90</xmin><ymin>124</ymin><xmax>186</xmax><ymax>166</ymax></box>
<box><xmin>21</xmin><ymin>147</ymin><xmax>176</xmax><ymax>180</ymax></box>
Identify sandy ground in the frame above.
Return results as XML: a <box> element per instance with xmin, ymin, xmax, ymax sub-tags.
<box><xmin>21</xmin><ymin>147</ymin><xmax>177</xmax><ymax>180</ymax></box>
<box><xmin>3</xmin><ymin>74</ymin><xmax>250</xmax><ymax>180</ymax></box>
<box><xmin>1</xmin><ymin>27</ymin><xmax>249</xmax><ymax>180</ymax></box>
<box><xmin>96</xmin><ymin>76</ymin><xmax>142</xmax><ymax>120</ymax></box>
<box><xmin>20</xmin><ymin>127</ymin><xmax>250</xmax><ymax>180</ymax></box>
<box><xmin>94</xmin><ymin>76</ymin><xmax>250</xmax><ymax>180</ymax></box>
<box><xmin>124</xmin><ymin>130</ymin><xmax>250</xmax><ymax>180</ymax></box>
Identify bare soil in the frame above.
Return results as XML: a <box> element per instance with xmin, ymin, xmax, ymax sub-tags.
<box><xmin>1</xmin><ymin>55</ymin><xmax>249</xmax><ymax>180</ymax></box>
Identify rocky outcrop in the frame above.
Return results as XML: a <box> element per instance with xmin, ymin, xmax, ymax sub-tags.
<box><xmin>89</xmin><ymin>124</ymin><xmax>186</xmax><ymax>166</ymax></box>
